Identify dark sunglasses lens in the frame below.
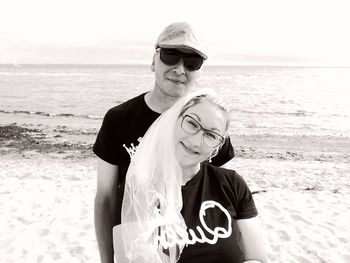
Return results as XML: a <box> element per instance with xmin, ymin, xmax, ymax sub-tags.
<box><xmin>160</xmin><ymin>49</ymin><xmax>181</xmax><ymax>66</ymax></box>
<box><xmin>183</xmin><ymin>56</ymin><xmax>203</xmax><ymax>71</ymax></box>
<box><xmin>160</xmin><ymin>48</ymin><xmax>203</xmax><ymax>71</ymax></box>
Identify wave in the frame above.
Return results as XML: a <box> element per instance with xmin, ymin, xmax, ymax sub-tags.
<box><xmin>0</xmin><ymin>109</ymin><xmax>102</xmax><ymax>120</ymax></box>
<box><xmin>229</xmin><ymin>108</ymin><xmax>316</xmax><ymax>117</ymax></box>
<box><xmin>1</xmin><ymin>108</ymin><xmax>346</xmax><ymax>120</ymax></box>
<box><xmin>229</xmin><ymin>108</ymin><xmax>325</xmax><ymax>117</ymax></box>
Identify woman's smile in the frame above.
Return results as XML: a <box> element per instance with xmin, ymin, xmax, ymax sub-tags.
<box><xmin>180</xmin><ymin>141</ymin><xmax>200</xmax><ymax>155</ymax></box>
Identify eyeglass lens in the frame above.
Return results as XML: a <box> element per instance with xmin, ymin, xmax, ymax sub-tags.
<box><xmin>181</xmin><ymin>115</ymin><xmax>223</xmax><ymax>147</ymax></box>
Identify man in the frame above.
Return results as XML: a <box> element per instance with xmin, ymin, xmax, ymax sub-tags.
<box><xmin>93</xmin><ymin>22</ymin><xmax>234</xmax><ymax>263</ymax></box>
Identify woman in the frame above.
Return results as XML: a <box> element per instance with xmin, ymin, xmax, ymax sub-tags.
<box><xmin>113</xmin><ymin>89</ymin><xmax>267</xmax><ymax>263</ymax></box>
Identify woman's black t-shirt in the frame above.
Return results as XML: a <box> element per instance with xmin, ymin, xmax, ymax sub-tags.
<box><xmin>178</xmin><ymin>163</ymin><xmax>258</xmax><ymax>263</ymax></box>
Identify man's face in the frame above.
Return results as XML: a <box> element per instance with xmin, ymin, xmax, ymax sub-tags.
<box><xmin>152</xmin><ymin>48</ymin><xmax>202</xmax><ymax>99</ymax></box>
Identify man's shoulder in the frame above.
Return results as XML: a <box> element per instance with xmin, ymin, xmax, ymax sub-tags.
<box><xmin>107</xmin><ymin>93</ymin><xmax>146</xmax><ymax>115</ymax></box>
<box><xmin>103</xmin><ymin>93</ymin><xmax>147</xmax><ymax>122</ymax></box>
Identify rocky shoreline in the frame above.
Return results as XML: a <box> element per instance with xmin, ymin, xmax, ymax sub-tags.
<box><xmin>1</xmin><ymin>124</ymin><xmax>350</xmax><ymax>163</ymax></box>
<box><xmin>0</xmin><ymin>124</ymin><xmax>93</xmax><ymax>159</ymax></box>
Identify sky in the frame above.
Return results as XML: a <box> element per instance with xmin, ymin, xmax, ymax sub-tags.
<box><xmin>0</xmin><ymin>0</ymin><xmax>349</xmax><ymax>66</ymax></box>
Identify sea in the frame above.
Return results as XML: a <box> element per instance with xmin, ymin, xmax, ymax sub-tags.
<box><xmin>1</xmin><ymin>64</ymin><xmax>350</xmax><ymax>146</ymax></box>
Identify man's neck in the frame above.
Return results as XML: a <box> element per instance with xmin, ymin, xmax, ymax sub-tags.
<box><xmin>144</xmin><ymin>88</ymin><xmax>179</xmax><ymax>114</ymax></box>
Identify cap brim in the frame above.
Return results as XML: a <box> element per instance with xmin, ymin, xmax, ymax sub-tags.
<box><xmin>157</xmin><ymin>44</ymin><xmax>207</xmax><ymax>60</ymax></box>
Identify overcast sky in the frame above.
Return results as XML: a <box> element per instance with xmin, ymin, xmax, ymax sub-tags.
<box><xmin>1</xmin><ymin>0</ymin><xmax>349</xmax><ymax>66</ymax></box>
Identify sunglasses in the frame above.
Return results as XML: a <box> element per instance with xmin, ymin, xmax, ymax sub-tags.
<box><xmin>158</xmin><ymin>48</ymin><xmax>204</xmax><ymax>71</ymax></box>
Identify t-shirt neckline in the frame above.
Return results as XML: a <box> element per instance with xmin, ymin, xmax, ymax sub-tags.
<box><xmin>182</xmin><ymin>163</ymin><xmax>205</xmax><ymax>188</ymax></box>
<box><xmin>141</xmin><ymin>92</ymin><xmax>162</xmax><ymax>116</ymax></box>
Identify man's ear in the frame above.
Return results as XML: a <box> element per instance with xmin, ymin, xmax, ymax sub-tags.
<box><xmin>151</xmin><ymin>53</ymin><xmax>156</xmax><ymax>72</ymax></box>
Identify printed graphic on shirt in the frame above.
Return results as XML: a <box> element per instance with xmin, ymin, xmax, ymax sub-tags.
<box><xmin>123</xmin><ymin>137</ymin><xmax>143</xmax><ymax>159</ymax></box>
<box><xmin>156</xmin><ymin>200</ymin><xmax>232</xmax><ymax>249</ymax></box>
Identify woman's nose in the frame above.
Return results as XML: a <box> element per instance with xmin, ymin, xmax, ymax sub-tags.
<box><xmin>188</xmin><ymin>130</ymin><xmax>204</xmax><ymax>147</ymax></box>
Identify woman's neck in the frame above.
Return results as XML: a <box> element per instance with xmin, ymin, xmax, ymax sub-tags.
<box><xmin>181</xmin><ymin>164</ymin><xmax>201</xmax><ymax>185</ymax></box>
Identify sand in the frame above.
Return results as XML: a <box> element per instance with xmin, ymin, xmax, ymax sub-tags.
<box><xmin>226</xmin><ymin>158</ymin><xmax>350</xmax><ymax>263</ymax></box>
<box><xmin>0</xmin><ymin>153</ymin><xmax>98</xmax><ymax>263</ymax></box>
<box><xmin>1</xmin><ymin>124</ymin><xmax>350</xmax><ymax>262</ymax></box>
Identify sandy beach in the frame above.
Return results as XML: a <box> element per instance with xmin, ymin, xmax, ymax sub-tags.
<box><xmin>1</xmin><ymin>124</ymin><xmax>350</xmax><ymax>262</ymax></box>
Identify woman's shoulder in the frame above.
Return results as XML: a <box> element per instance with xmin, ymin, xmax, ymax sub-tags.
<box><xmin>203</xmin><ymin>163</ymin><xmax>257</xmax><ymax>218</ymax></box>
<box><xmin>204</xmin><ymin>163</ymin><xmax>240</xmax><ymax>180</ymax></box>
<box><xmin>203</xmin><ymin>163</ymin><xmax>247</xmax><ymax>188</ymax></box>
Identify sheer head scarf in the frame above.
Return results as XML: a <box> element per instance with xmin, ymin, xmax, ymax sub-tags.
<box><xmin>113</xmin><ymin>89</ymin><xmax>227</xmax><ymax>263</ymax></box>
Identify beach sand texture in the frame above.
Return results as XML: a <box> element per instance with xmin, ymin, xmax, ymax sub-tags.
<box><xmin>1</xmin><ymin>125</ymin><xmax>350</xmax><ymax>262</ymax></box>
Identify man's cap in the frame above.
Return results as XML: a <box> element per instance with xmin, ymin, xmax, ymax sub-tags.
<box><xmin>155</xmin><ymin>22</ymin><xmax>208</xmax><ymax>60</ymax></box>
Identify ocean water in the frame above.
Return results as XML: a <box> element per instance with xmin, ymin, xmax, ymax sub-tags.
<box><xmin>1</xmin><ymin>64</ymin><xmax>350</xmax><ymax>142</ymax></box>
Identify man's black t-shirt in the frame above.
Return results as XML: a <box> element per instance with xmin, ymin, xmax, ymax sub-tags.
<box><xmin>178</xmin><ymin>163</ymin><xmax>258</xmax><ymax>263</ymax></box>
<box><xmin>93</xmin><ymin>93</ymin><xmax>235</xmax><ymax>224</ymax></box>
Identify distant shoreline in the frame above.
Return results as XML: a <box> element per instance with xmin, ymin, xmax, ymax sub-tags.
<box><xmin>1</xmin><ymin>63</ymin><xmax>349</xmax><ymax>69</ymax></box>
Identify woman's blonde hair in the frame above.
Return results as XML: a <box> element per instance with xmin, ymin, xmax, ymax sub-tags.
<box><xmin>179</xmin><ymin>94</ymin><xmax>231</xmax><ymax>133</ymax></box>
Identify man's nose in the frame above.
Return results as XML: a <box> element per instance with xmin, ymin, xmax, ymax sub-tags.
<box><xmin>172</xmin><ymin>58</ymin><xmax>186</xmax><ymax>75</ymax></box>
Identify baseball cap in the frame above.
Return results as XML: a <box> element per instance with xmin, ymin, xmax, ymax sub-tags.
<box><xmin>155</xmin><ymin>22</ymin><xmax>208</xmax><ymax>60</ymax></box>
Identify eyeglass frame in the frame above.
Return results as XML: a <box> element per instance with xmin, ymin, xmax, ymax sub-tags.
<box><xmin>180</xmin><ymin>114</ymin><xmax>225</xmax><ymax>148</ymax></box>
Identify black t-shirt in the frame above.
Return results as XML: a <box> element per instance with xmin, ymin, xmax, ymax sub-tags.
<box><xmin>93</xmin><ymin>93</ymin><xmax>235</xmax><ymax>224</ymax></box>
<box><xmin>178</xmin><ymin>163</ymin><xmax>258</xmax><ymax>263</ymax></box>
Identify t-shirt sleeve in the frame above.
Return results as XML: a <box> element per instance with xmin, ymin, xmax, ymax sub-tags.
<box><xmin>210</xmin><ymin>136</ymin><xmax>235</xmax><ymax>166</ymax></box>
<box><xmin>93</xmin><ymin>108</ymin><xmax>121</xmax><ymax>165</ymax></box>
<box><xmin>231</xmin><ymin>171</ymin><xmax>258</xmax><ymax>219</ymax></box>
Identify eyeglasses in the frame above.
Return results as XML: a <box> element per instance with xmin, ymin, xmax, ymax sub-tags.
<box><xmin>158</xmin><ymin>48</ymin><xmax>204</xmax><ymax>71</ymax></box>
<box><xmin>181</xmin><ymin>115</ymin><xmax>225</xmax><ymax>148</ymax></box>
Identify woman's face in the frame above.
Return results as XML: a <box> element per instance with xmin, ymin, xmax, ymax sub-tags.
<box><xmin>174</xmin><ymin>101</ymin><xmax>227</xmax><ymax>168</ymax></box>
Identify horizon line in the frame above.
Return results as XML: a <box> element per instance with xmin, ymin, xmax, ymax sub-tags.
<box><xmin>1</xmin><ymin>63</ymin><xmax>349</xmax><ymax>69</ymax></box>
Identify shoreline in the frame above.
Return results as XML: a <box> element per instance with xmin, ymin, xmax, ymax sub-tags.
<box><xmin>1</xmin><ymin>124</ymin><xmax>349</xmax><ymax>163</ymax></box>
<box><xmin>0</xmin><ymin>124</ymin><xmax>94</xmax><ymax>159</ymax></box>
